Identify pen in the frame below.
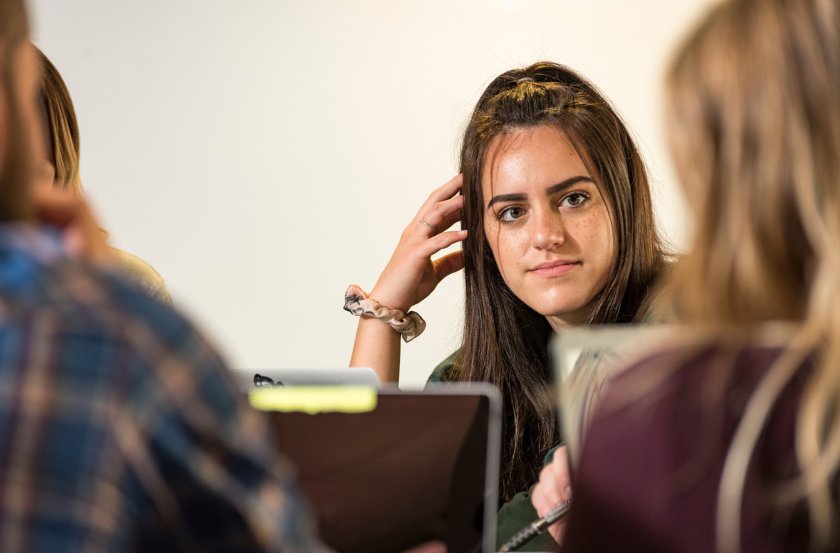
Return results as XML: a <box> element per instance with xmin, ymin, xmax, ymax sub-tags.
<box><xmin>498</xmin><ymin>498</ymin><xmax>572</xmax><ymax>552</ymax></box>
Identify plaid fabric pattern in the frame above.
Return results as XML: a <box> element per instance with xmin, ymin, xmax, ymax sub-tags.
<box><xmin>0</xmin><ymin>225</ymin><xmax>324</xmax><ymax>552</ymax></box>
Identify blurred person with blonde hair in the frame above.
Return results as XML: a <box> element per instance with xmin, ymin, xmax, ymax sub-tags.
<box><xmin>532</xmin><ymin>0</ymin><xmax>840</xmax><ymax>551</ymax></box>
<box><xmin>35</xmin><ymin>46</ymin><xmax>172</xmax><ymax>304</ymax></box>
<box><xmin>0</xmin><ymin>0</ymin><xmax>326</xmax><ymax>549</ymax></box>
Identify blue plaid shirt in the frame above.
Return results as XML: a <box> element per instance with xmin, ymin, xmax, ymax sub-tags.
<box><xmin>0</xmin><ymin>225</ymin><xmax>324</xmax><ymax>552</ymax></box>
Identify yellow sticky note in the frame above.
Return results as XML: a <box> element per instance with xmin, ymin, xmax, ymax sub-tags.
<box><xmin>248</xmin><ymin>386</ymin><xmax>378</xmax><ymax>414</ymax></box>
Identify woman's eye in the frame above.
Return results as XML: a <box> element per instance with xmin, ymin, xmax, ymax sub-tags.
<box><xmin>498</xmin><ymin>206</ymin><xmax>525</xmax><ymax>222</ymax></box>
<box><xmin>561</xmin><ymin>192</ymin><xmax>589</xmax><ymax>208</ymax></box>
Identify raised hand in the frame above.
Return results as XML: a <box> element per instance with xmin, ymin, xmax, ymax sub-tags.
<box><xmin>349</xmin><ymin>175</ymin><xmax>468</xmax><ymax>383</ymax></box>
<box><xmin>370</xmin><ymin>174</ymin><xmax>467</xmax><ymax>312</ymax></box>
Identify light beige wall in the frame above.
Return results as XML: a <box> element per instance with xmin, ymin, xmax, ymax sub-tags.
<box><xmin>31</xmin><ymin>0</ymin><xmax>713</xmax><ymax>388</ymax></box>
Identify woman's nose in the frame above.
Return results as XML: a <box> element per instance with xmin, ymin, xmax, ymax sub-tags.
<box><xmin>531</xmin><ymin>209</ymin><xmax>565</xmax><ymax>250</ymax></box>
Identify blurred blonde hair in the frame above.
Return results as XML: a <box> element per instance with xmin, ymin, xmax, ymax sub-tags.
<box><xmin>36</xmin><ymin>47</ymin><xmax>82</xmax><ymax>193</ymax></box>
<box><xmin>666</xmin><ymin>0</ymin><xmax>840</xmax><ymax>550</ymax></box>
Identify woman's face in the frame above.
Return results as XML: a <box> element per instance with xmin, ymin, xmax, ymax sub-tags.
<box><xmin>481</xmin><ymin>124</ymin><xmax>615</xmax><ymax>331</ymax></box>
<box><xmin>34</xmin><ymin>160</ymin><xmax>55</xmax><ymax>190</ymax></box>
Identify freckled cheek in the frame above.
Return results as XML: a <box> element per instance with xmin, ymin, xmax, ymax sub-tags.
<box><xmin>574</xmin><ymin>211</ymin><xmax>613</xmax><ymax>253</ymax></box>
<box><xmin>484</xmin><ymin>227</ymin><xmax>529</xmax><ymax>274</ymax></box>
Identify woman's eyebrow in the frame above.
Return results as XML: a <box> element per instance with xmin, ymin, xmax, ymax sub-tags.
<box><xmin>487</xmin><ymin>193</ymin><xmax>526</xmax><ymax>209</ymax></box>
<box><xmin>545</xmin><ymin>175</ymin><xmax>594</xmax><ymax>196</ymax></box>
<box><xmin>486</xmin><ymin>175</ymin><xmax>594</xmax><ymax>209</ymax></box>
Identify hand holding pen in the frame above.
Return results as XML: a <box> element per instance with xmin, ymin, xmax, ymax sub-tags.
<box><xmin>530</xmin><ymin>445</ymin><xmax>572</xmax><ymax>544</ymax></box>
<box><xmin>499</xmin><ymin>498</ymin><xmax>572</xmax><ymax>552</ymax></box>
<box><xmin>497</xmin><ymin>445</ymin><xmax>573</xmax><ymax>551</ymax></box>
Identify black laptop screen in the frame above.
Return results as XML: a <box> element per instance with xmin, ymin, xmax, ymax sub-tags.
<box><xmin>260</xmin><ymin>389</ymin><xmax>500</xmax><ymax>553</ymax></box>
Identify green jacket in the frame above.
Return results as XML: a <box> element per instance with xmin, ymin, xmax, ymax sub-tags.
<box><xmin>427</xmin><ymin>351</ymin><xmax>559</xmax><ymax>551</ymax></box>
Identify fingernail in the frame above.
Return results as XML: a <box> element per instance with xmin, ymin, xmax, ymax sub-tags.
<box><xmin>563</xmin><ymin>486</ymin><xmax>572</xmax><ymax>500</ymax></box>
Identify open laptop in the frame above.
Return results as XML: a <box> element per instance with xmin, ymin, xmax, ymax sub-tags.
<box><xmin>551</xmin><ymin>325</ymin><xmax>678</xmax><ymax>465</ymax></box>
<box><xmin>250</xmin><ymin>383</ymin><xmax>501</xmax><ymax>553</ymax></box>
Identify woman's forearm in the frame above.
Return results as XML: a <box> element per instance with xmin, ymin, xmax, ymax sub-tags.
<box><xmin>350</xmin><ymin>317</ymin><xmax>402</xmax><ymax>383</ymax></box>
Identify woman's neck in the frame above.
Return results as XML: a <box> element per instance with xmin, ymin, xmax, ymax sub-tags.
<box><xmin>545</xmin><ymin>314</ymin><xmax>585</xmax><ymax>334</ymax></box>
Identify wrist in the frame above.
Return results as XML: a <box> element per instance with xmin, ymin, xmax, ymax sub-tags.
<box><xmin>344</xmin><ymin>284</ymin><xmax>426</xmax><ymax>343</ymax></box>
<box><xmin>357</xmin><ymin>314</ymin><xmax>403</xmax><ymax>339</ymax></box>
<box><xmin>369</xmin><ymin>287</ymin><xmax>412</xmax><ymax>313</ymax></box>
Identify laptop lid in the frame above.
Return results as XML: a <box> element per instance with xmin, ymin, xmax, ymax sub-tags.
<box><xmin>251</xmin><ymin>383</ymin><xmax>501</xmax><ymax>553</ymax></box>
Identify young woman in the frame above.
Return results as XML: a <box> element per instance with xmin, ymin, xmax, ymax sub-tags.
<box><xmin>349</xmin><ymin>62</ymin><xmax>667</xmax><ymax>516</ymax></box>
<box><xmin>551</xmin><ymin>0</ymin><xmax>840</xmax><ymax>551</ymax></box>
<box><xmin>34</xmin><ymin>47</ymin><xmax>172</xmax><ymax>304</ymax></box>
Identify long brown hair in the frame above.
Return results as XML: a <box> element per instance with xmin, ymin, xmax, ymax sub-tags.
<box><xmin>666</xmin><ymin>0</ymin><xmax>840</xmax><ymax>549</ymax></box>
<box><xmin>0</xmin><ymin>0</ymin><xmax>32</xmax><ymax>221</ymax></box>
<box><xmin>452</xmin><ymin>62</ymin><xmax>666</xmax><ymax>501</ymax></box>
<box><xmin>35</xmin><ymin>47</ymin><xmax>82</xmax><ymax>193</ymax></box>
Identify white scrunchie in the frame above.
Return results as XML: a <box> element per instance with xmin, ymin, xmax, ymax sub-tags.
<box><xmin>343</xmin><ymin>284</ymin><xmax>426</xmax><ymax>343</ymax></box>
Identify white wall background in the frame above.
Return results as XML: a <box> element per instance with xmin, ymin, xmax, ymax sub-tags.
<box><xmin>30</xmin><ymin>0</ymin><xmax>712</xmax><ymax>388</ymax></box>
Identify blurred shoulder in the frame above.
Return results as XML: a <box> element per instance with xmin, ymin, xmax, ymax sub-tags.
<box><xmin>605</xmin><ymin>325</ymin><xmax>800</xmax><ymax>402</ymax></box>
<box><xmin>109</xmin><ymin>247</ymin><xmax>172</xmax><ymax>305</ymax></box>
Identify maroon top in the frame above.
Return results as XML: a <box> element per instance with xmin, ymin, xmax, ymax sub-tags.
<box><xmin>562</xmin><ymin>342</ymin><xmax>831</xmax><ymax>553</ymax></box>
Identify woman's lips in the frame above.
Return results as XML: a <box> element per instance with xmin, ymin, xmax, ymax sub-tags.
<box><xmin>529</xmin><ymin>261</ymin><xmax>580</xmax><ymax>277</ymax></box>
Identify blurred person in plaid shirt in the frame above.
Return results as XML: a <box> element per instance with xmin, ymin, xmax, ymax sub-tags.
<box><xmin>0</xmin><ymin>0</ymin><xmax>326</xmax><ymax>550</ymax></box>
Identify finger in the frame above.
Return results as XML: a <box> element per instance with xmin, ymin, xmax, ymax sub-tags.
<box><xmin>531</xmin><ymin>483</ymin><xmax>551</xmax><ymax>516</ymax></box>
<box><xmin>548</xmin><ymin>521</ymin><xmax>567</xmax><ymax>546</ymax></box>
<box><xmin>416</xmin><ymin>174</ymin><xmax>463</xmax><ymax>217</ymax></box>
<box><xmin>551</xmin><ymin>447</ymin><xmax>571</xmax><ymax>490</ymax></box>
<box><xmin>532</xmin><ymin>485</ymin><xmax>561</xmax><ymax>517</ymax></box>
<box><xmin>537</xmin><ymin>472</ymin><xmax>563</xmax><ymax>509</ymax></box>
<box><xmin>416</xmin><ymin>194</ymin><xmax>464</xmax><ymax>236</ymax></box>
<box><xmin>434</xmin><ymin>196</ymin><xmax>465</xmax><ymax>232</ymax></box>
<box><xmin>432</xmin><ymin>250</ymin><xmax>464</xmax><ymax>281</ymax></box>
<box><xmin>417</xmin><ymin>229</ymin><xmax>467</xmax><ymax>258</ymax></box>
<box><xmin>428</xmin><ymin>173</ymin><xmax>464</xmax><ymax>203</ymax></box>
